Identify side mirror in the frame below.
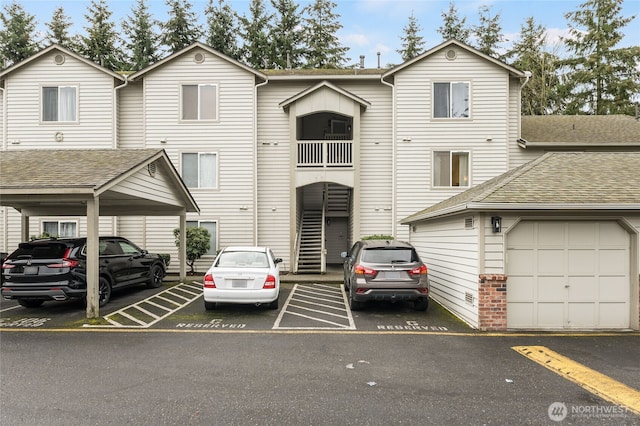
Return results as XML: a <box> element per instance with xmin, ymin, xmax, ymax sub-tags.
<box><xmin>340</xmin><ymin>251</ymin><xmax>348</xmax><ymax>259</ymax></box>
<box><xmin>274</xmin><ymin>258</ymin><xmax>283</xmax><ymax>264</ymax></box>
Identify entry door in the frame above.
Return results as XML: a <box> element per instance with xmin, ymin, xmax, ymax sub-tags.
<box><xmin>506</xmin><ymin>221</ymin><xmax>630</xmax><ymax>329</ymax></box>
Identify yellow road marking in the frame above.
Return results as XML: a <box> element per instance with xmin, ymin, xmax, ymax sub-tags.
<box><xmin>512</xmin><ymin>345</ymin><xmax>640</xmax><ymax>416</ymax></box>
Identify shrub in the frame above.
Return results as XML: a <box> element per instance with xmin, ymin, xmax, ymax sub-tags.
<box><xmin>173</xmin><ymin>227</ymin><xmax>211</xmax><ymax>274</ymax></box>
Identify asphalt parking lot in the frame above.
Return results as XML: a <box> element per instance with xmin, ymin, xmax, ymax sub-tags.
<box><xmin>0</xmin><ymin>279</ymin><xmax>468</xmax><ymax>332</ymax></box>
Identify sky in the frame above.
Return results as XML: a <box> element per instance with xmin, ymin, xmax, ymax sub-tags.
<box><xmin>12</xmin><ymin>0</ymin><xmax>640</xmax><ymax>67</ymax></box>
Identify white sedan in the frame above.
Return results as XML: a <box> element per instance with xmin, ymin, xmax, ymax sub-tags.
<box><xmin>203</xmin><ymin>246</ymin><xmax>282</xmax><ymax>310</ymax></box>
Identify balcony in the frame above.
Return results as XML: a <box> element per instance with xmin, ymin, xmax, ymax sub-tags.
<box><xmin>297</xmin><ymin>140</ymin><xmax>353</xmax><ymax>168</ymax></box>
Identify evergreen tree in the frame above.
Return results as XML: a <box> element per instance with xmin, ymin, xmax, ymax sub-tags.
<box><xmin>239</xmin><ymin>0</ymin><xmax>272</xmax><ymax>68</ymax></box>
<box><xmin>205</xmin><ymin>0</ymin><xmax>240</xmax><ymax>60</ymax></box>
<box><xmin>0</xmin><ymin>1</ymin><xmax>40</xmax><ymax>67</ymax></box>
<box><xmin>45</xmin><ymin>7</ymin><xmax>79</xmax><ymax>50</ymax></box>
<box><xmin>561</xmin><ymin>0</ymin><xmax>640</xmax><ymax>115</ymax></box>
<box><xmin>302</xmin><ymin>0</ymin><xmax>349</xmax><ymax>68</ymax></box>
<box><xmin>508</xmin><ymin>17</ymin><xmax>562</xmax><ymax>115</ymax></box>
<box><xmin>161</xmin><ymin>0</ymin><xmax>202</xmax><ymax>54</ymax></box>
<box><xmin>270</xmin><ymin>0</ymin><xmax>304</xmax><ymax>69</ymax></box>
<box><xmin>437</xmin><ymin>1</ymin><xmax>470</xmax><ymax>43</ymax></box>
<box><xmin>397</xmin><ymin>12</ymin><xmax>425</xmax><ymax>62</ymax></box>
<box><xmin>122</xmin><ymin>0</ymin><xmax>161</xmax><ymax>71</ymax></box>
<box><xmin>473</xmin><ymin>4</ymin><xmax>505</xmax><ymax>58</ymax></box>
<box><xmin>80</xmin><ymin>0</ymin><xmax>122</xmax><ymax>70</ymax></box>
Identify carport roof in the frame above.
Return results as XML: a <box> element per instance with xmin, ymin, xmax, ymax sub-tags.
<box><xmin>0</xmin><ymin>148</ymin><xmax>199</xmax><ymax>216</ymax></box>
<box><xmin>401</xmin><ymin>152</ymin><xmax>640</xmax><ymax>223</ymax></box>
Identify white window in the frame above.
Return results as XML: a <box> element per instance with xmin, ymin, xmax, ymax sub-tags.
<box><xmin>433</xmin><ymin>82</ymin><xmax>469</xmax><ymax>118</ymax></box>
<box><xmin>433</xmin><ymin>151</ymin><xmax>470</xmax><ymax>187</ymax></box>
<box><xmin>182</xmin><ymin>84</ymin><xmax>218</xmax><ymax>120</ymax></box>
<box><xmin>187</xmin><ymin>220</ymin><xmax>217</xmax><ymax>255</ymax></box>
<box><xmin>42</xmin><ymin>220</ymin><xmax>77</xmax><ymax>238</ymax></box>
<box><xmin>42</xmin><ymin>86</ymin><xmax>77</xmax><ymax>122</ymax></box>
<box><xmin>182</xmin><ymin>153</ymin><xmax>217</xmax><ymax>188</ymax></box>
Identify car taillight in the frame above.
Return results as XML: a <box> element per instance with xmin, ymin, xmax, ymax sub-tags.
<box><xmin>1</xmin><ymin>262</ymin><xmax>15</xmax><ymax>270</ymax></box>
<box><xmin>409</xmin><ymin>265</ymin><xmax>428</xmax><ymax>277</ymax></box>
<box><xmin>263</xmin><ymin>274</ymin><xmax>277</xmax><ymax>289</ymax></box>
<box><xmin>354</xmin><ymin>264</ymin><xmax>377</xmax><ymax>278</ymax></box>
<box><xmin>47</xmin><ymin>248</ymin><xmax>79</xmax><ymax>268</ymax></box>
<box><xmin>204</xmin><ymin>274</ymin><xmax>216</xmax><ymax>288</ymax></box>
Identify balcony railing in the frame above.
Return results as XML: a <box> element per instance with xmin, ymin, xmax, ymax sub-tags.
<box><xmin>297</xmin><ymin>140</ymin><xmax>353</xmax><ymax>167</ymax></box>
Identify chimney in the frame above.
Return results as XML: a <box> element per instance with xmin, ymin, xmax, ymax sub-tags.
<box><xmin>359</xmin><ymin>55</ymin><xmax>365</xmax><ymax>69</ymax></box>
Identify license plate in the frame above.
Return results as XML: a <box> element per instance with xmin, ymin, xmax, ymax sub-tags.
<box><xmin>23</xmin><ymin>266</ymin><xmax>39</xmax><ymax>275</ymax></box>
<box><xmin>381</xmin><ymin>271</ymin><xmax>403</xmax><ymax>279</ymax></box>
<box><xmin>231</xmin><ymin>279</ymin><xmax>248</xmax><ymax>288</ymax></box>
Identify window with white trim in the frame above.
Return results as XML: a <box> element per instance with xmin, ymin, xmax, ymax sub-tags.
<box><xmin>187</xmin><ymin>220</ymin><xmax>217</xmax><ymax>255</ymax></box>
<box><xmin>433</xmin><ymin>151</ymin><xmax>470</xmax><ymax>187</ymax></box>
<box><xmin>433</xmin><ymin>82</ymin><xmax>469</xmax><ymax>118</ymax></box>
<box><xmin>42</xmin><ymin>86</ymin><xmax>77</xmax><ymax>122</ymax></box>
<box><xmin>42</xmin><ymin>220</ymin><xmax>77</xmax><ymax>238</ymax></box>
<box><xmin>182</xmin><ymin>84</ymin><xmax>218</xmax><ymax>120</ymax></box>
<box><xmin>182</xmin><ymin>152</ymin><xmax>217</xmax><ymax>188</ymax></box>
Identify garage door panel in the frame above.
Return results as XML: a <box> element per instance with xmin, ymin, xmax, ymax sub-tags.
<box><xmin>567</xmin><ymin>303</ymin><xmax>596</xmax><ymax>327</ymax></box>
<box><xmin>568</xmin><ymin>249</ymin><xmax>595</xmax><ymax>274</ymax></box>
<box><xmin>599</xmin><ymin>277</ymin><xmax>628</xmax><ymax>302</ymax></box>
<box><xmin>508</xmin><ymin>221</ymin><xmax>535</xmax><ymax>245</ymax></box>
<box><xmin>538</xmin><ymin>222</ymin><xmax>566</xmax><ymax>246</ymax></box>
<box><xmin>507</xmin><ymin>277</ymin><xmax>535</xmax><ymax>301</ymax></box>
<box><xmin>567</xmin><ymin>276</ymin><xmax>597</xmax><ymax>301</ymax></box>
<box><xmin>537</xmin><ymin>303</ymin><xmax>564</xmax><ymax>327</ymax></box>
<box><xmin>599</xmin><ymin>222</ymin><xmax>629</xmax><ymax>245</ymax></box>
<box><xmin>568</xmin><ymin>222</ymin><xmax>596</xmax><ymax>246</ymax></box>
<box><xmin>599</xmin><ymin>303</ymin><xmax>629</xmax><ymax>328</ymax></box>
<box><xmin>599</xmin><ymin>249</ymin><xmax>628</xmax><ymax>275</ymax></box>
<box><xmin>508</xmin><ymin>249</ymin><xmax>535</xmax><ymax>274</ymax></box>
<box><xmin>507</xmin><ymin>303</ymin><xmax>534</xmax><ymax>328</ymax></box>
<box><xmin>538</xmin><ymin>250</ymin><xmax>565</xmax><ymax>274</ymax></box>
<box><xmin>538</xmin><ymin>277</ymin><xmax>566</xmax><ymax>301</ymax></box>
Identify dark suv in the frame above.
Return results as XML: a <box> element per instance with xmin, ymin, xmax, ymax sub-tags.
<box><xmin>341</xmin><ymin>240</ymin><xmax>429</xmax><ymax>311</ymax></box>
<box><xmin>1</xmin><ymin>237</ymin><xmax>168</xmax><ymax>308</ymax></box>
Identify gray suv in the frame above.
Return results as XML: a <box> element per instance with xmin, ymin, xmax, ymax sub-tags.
<box><xmin>341</xmin><ymin>240</ymin><xmax>429</xmax><ymax>311</ymax></box>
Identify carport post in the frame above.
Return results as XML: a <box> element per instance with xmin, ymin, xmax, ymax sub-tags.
<box><xmin>20</xmin><ymin>213</ymin><xmax>29</xmax><ymax>242</ymax></box>
<box><xmin>179</xmin><ymin>212</ymin><xmax>187</xmax><ymax>282</ymax></box>
<box><xmin>85</xmin><ymin>197</ymin><xmax>100</xmax><ymax>318</ymax></box>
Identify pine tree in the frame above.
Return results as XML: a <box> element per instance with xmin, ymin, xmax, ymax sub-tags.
<box><xmin>239</xmin><ymin>0</ymin><xmax>272</xmax><ymax>68</ymax></box>
<box><xmin>161</xmin><ymin>0</ymin><xmax>203</xmax><ymax>54</ymax></box>
<box><xmin>507</xmin><ymin>17</ymin><xmax>562</xmax><ymax>115</ymax></box>
<box><xmin>473</xmin><ymin>4</ymin><xmax>505</xmax><ymax>58</ymax></box>
<box><xmin>0</xmin><ymin>1</ymin><xmax>40</xmax><ymax>67</ymax></box>
<box><xmin>561</xmin><ymin>0</ymin><xmax>640</xmax><ymax>115</ymax></box>
<box><xmin>270</xmin><ymin>0</ymin><xmax>304</xmax><ymax>69</ymax></box>
<box><xmin>397</xmin><ymin>12</ymin><xmax>425</xmax><ymax>62</ymax></box>
<box><xmin>205</xmin><ymin>0</ymin><xmax>240</xmax><ymax>60</ymax></box>
<box><xmin>45</xmin><ymin>7</ymin><xmax>79</xmax><ymax>51</ymax></box>
<box><xmin>80</xmin><ymin>0</ymin><xmax>122</xmax><ymax>70</ymax></box>
<box><xmin>302</xmin><ymin>0</ymin><xmax>349</xmax><ymax>68</ymax></box>
<box><xmin>437</xmin><ymin>1</ymin><xmax>470</xmax><ymax>43</ymax></box>
<box><xmin>122</xmin><ymin>0</ymin><xmax>161</xmax><ymax>71</ymax></box>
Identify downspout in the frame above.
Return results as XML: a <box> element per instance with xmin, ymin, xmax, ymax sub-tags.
<box><xmin>0</xmin><ymin>85</ymin><xmax>6</xmax><ymax>253</ymax></box>
<box><xmin>0</xmin><ymin>84</ymin><xmax>5</xmax><ymax>150</ymax></box>
<box><xmin>380</xmin><ymin>75</ymin><xmax>396</xmax><ymax>238</ymax></box>
<box><xmin>254</xmin><ymin>76</ymin><xmax>269</xmax><ymax>245</ymax></box>
<box><xmin>112</xmin><ymin>74</ymin><xmax>129</xmax><ymax>236</ymax></box>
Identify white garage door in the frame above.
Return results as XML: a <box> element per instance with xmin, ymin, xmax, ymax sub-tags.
<box><xmin>507</xmin><ymin>221</ymin><xmax>630</xmax><ymax>329</ymax></box>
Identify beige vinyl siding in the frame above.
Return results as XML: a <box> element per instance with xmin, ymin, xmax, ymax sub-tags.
<box><xmin>110</xmin><ymin>166</ymin><xmax>184</xmax><ymax>207</ymax></box>
<box><xmin>141</xmin><ymin>48</ymin><xmax>257</xmax><ymax>255</ymax></box>
<box><xmin>4</xmin><ymin>51</ymin><xmax>115</xmax><ymax>149</ymax></box>
<box><xmin>410</xmin><ymin>215</ymin><xmax>480</xmax><ymax>328</ymax></box>
<box><xmin>393</xmin><ymin>49</ymin><xmax>513</xmax><ymax>241</ymax></box>
<box><xmin>118</xmin><ymin>81</ymin><xmax>144</xmax><ymax>148</ymax></box>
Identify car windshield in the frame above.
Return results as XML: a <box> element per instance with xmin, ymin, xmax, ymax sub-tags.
<box><xmin>215</xmin><ymin>251</ymin><xmax>269</xmax><ymax>268</ymax></box>
<box><xmin>11</xmin><ymin>242</ymin><xmax>69</xmax><ymax>259</ymax></box>
<box><xmin>361</xmin><ymin>248</ymin><xmax>417</xmax><ymax>264</ymax></box>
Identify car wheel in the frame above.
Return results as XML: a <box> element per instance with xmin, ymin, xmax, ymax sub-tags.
<box><xmin>204</xmin><ymin>300</ymin><xmax>217</xmax><ymax>310</ymax></box>
<box><xmin>267</xmin><ymin>297</ymin><xmax>279</xmax><ymax>310</ymax></box>
<box><xmin>17</xmin><ymin>299</ymin><xmax>44</xmax><ymax>308</ymax></box>
<box><xmin>98</xmin><ymin>277</ymin><xmax>112</xmax><ymax>307</ymax></box>
<box><xmin>147</xmin><ymin>264</ymin><xmax>164</xmax><ymax>289</ymax></box>
<box><xmin>348</xmin><ymin>287</ymin><xmax>363</xmax><ymax>311</ymax></box>
<box><xmin>414</xmin><ymin>298</ymin><xmax>429</xmax><ymax>312</ymax></box>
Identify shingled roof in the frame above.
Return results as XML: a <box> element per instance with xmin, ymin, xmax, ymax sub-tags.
<box><xmin>520</xmin><ymin>115</ymin><xmax>640</xmax><ymax>148</ymax></box>
<box><xmin>402</xmin><ymin>151</ymin><xmax>640</xmax><ymax>223</ymax></box>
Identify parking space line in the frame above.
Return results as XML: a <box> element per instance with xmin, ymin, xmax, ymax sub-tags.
<box><xmin>273</xmin><ymin>283</ymin><xmax>356</xmax><ymax>330</ymax></box>
<box><xmin>95</xmin><ymin>281</ymin><xmax>202</xmax><ymax>328</ymax></box>
<box><xmin>512</xmin><ymin>345</ymin><xmax>640</xmax><ymax>415</ymax></box>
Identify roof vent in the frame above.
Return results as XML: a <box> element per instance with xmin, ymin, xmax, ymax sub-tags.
<box><xmin>194</xmin><ymin>52</ymin><xmax>205</xmax><ymax>63</ymax></box>
<box><xmin>54</xmin><ymin>54</ymin><xmax>65</xmax><ymax>65</ymax></box>
<box><xmin>445</xmin><ymin>49</ymin><xmax>457</xmax><ymax>61</ymax></box>
<box><xmin>147</xmin><ymin>162</ymin><xmax>157</xmax><ymax>177</ymax></box>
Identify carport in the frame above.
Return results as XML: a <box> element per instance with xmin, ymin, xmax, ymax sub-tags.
<box><xmin>0</xmin><ymin>149</ymin><xmax>199</xmax><ymax>318</ymax></box>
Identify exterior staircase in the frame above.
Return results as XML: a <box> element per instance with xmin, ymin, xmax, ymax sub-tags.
<box><xmin>326</xmin><ymin>183</ymin><xmax>350</xmax><ymax>213</ymax></box>
<box><xmin>296</xmin><ymin>210</ymin><xmax>323</xmax><ymax>273</ymax></box>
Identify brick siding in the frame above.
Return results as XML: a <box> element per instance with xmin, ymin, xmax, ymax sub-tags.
<box><xmin>478</xmin><ymin>274</ymin><xmax>508</xmax><ymax>331</ymax></box>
